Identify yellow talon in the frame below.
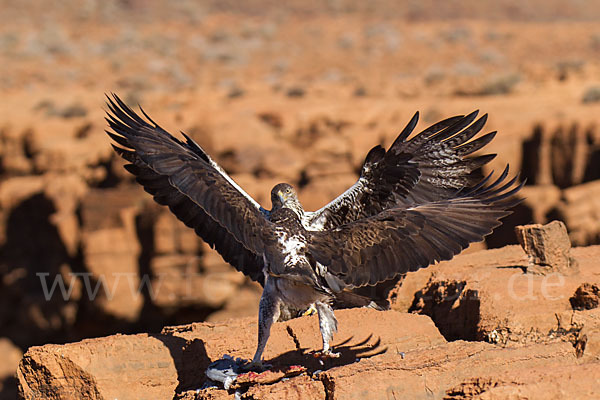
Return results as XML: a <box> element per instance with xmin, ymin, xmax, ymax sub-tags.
<box><xmin>302</xmin><ymin>304</ymin><xmax>317</xmax><ymax>316</ymax></box>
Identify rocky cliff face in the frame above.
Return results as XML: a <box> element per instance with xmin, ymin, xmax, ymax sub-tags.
<box><xmin>1</xmin><ymin>82</ymin><xmax>599</xmax><ymax>359</ymax></box>
<box><xmin>15</xmin><ymin>234</ymin><xmax>600</xmax><ymax>399</ymax></box>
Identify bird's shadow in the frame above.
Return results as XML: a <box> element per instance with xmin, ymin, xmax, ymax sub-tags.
<box><xmin>266</xmin><ymin>333</ymin><xmax>387</xmax><ymax>372</ymax></box>
<box><xmin>151</xmin><ymin>330</ymin><xmax>386</xmax><ymax>396</ymax></box>
<box><xmin>150</xmin><ymin>333</ymin><xmax>211</xmax><ymax>393</ymax></box>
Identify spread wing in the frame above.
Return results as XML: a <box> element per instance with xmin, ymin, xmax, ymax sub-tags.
<box><xmin>304</xmin><ymin>111</ymin><xmax>496</xmax><ymax>230</ymax></box>
<box><xmin>105</xmin><ymin>94</ymin><xmax>269</xmax><ymax>284</ymax></box>
<box><xmin>308</xmin><ymin>167</ymin><xmax>523</xmax><ymax>290</ymax></box>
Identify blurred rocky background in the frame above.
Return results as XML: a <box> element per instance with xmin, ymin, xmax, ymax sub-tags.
<box><xmin>2</xmin><ymin>0</ymin><xmax>600</xmax><ymax>398</ymax></box>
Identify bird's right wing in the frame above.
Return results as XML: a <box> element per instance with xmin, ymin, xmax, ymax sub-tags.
<box><xmin>304</xmin><ymin>111</ymin><xmax>496</xmax><ymax>231</ymax></box>
<box><xmin>105</xmin><ymin>94</ymin><xmax>270</xmax><ymax>284</ymax></box>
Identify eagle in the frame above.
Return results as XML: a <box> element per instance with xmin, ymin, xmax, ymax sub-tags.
<box><xmin>105</xmin><ymin>94</ymin><xmax>522</xmax><ymax>369</ymax></box>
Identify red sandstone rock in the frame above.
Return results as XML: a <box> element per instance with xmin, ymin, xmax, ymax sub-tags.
<box><xmin>15</xmin><ymin>241</ymin><xmax>600</xmax><ymax>398</ymax></box>
<box><xmin>392</xmin><ymin>245</ymin><xmax>600</xmax><ymax>346</ymax></box>
<box><xmin>151</xmin><ymin>254</ymin><xmax>244</xmax><ymax>309</ymax></box>
<box><xmin>571</xmin><ymin>283</ymin><xmax>600</xmax><ymax>311</ymax></box>
<box><xmin>518</xmin><ymin>185</ymin><xmax>561</xmax><ymax>224</ymax></box>
<box><xmin>18</xmin><ymin>334</ymin><xmax>179</xmax><ymax>400</ymax></box>
<box><xmin>0</xmin><ymin>337</ymin><xmax>22</xmax><ymax>398</ymax></box>
<box><xmin>17</xmin><ymin>309</ymin><xmax>444</xmax><ymax>399</ymax></box>
<box><xmin>570</xmin><ymin>308</ymin><xmax>600</xmax><ymax>360</ymax></box>
<box><xmin>205</xmin><ymin>283</ymin><xmax>262</xmax><ymax>323</ymax></box>
<box><xmin>515</xmin><ymin>220</ymin><xmax>575</xmax><ymax>274</ymax></box>
<box><xmin>153</xmin><ymin>211</ymin><xmax>202</xmax><ymax>256</ymax></box>
<box><xmin>553</xmin><ymin>180</ymin><xmax>600</xmax><ymax>246</ymax></box>
<box><xmin>16</xmin><ymin>304</ymin><xmax>600</xmax><ymax>400</ymax></box>
<box><xmin>80</xmin><ymin>188</ymin><xmax>145</xmax><ymax>321</ymax></box>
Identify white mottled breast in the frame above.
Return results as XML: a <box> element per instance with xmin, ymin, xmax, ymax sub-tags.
<box><xmin>276</xmin><ymin>228</ymin><xmax>307</xmax><ymax>266</ymax></box>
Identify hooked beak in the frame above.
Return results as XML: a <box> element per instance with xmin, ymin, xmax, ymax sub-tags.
<box><xmin>277</xmin><ymin>190</ymin><xmax>286</xmax><ymax>202</ymax></box>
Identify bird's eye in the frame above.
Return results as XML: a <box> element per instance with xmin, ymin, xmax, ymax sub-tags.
<box><xmin>286</xmin><ymin>188</ymin><xmax>291</xmax><ymax>193</ymax></box>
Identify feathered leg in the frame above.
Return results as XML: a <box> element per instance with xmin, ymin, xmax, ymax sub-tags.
<box><xmin>249</xmin><ymin>278</ymin><xmax>281</xmax><ymax>370</ymax></box>
<box><xmin>315</xmin><ymin>301</ymin><xmax>339</xmax><ymax>358</ymax></box>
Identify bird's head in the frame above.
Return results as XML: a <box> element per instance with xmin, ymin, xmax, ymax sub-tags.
<box><xmin>270</xmin><ymin>183</ymin><xmax>303</xmax><ymax>216</ymax></box>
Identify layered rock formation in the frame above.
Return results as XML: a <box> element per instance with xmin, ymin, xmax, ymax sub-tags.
<box><xmin>16</xmin><ymin>231</ymin><xmax>600</xmax><ymax>399</ymax></box>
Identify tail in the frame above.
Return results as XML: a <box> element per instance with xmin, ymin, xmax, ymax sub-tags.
<box><xmin>333</xmin><ymin>288</ymin><xmax>390</xmax><ymax>311</ymax></box>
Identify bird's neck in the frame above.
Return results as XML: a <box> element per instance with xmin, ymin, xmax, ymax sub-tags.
<box><xmin>285</xmin><ymin>202</ymin><xmax>304</xmax><ymax>221</ymax></box>
<box><xmin>270</xmin><ymin>204</ymin><xmax>304</xmax><ymax>225</ymax></box>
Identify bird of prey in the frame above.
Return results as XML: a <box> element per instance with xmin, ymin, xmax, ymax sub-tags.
<box><xmin>105</xmin><ymin>94</ymin><xmax>522</xmax><ymax>369</ymax></box>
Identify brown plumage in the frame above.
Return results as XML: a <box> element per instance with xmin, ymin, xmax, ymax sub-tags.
<box><xmin>105</xmin><ymin>93</ymin><xmax>523</xmax><ymax>368</ymax></box>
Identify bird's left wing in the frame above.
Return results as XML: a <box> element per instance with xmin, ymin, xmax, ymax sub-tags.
<box><xmin>105</xmin><ymin>94</ymin><xmax>271</xmax><ymax>283</ymax></box>
<box><xmin>307</xmin><ymin>168</ymin><xmax>523</xmax><ymax>290</ymax></box>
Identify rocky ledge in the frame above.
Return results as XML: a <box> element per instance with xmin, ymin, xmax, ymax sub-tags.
<box><xmin>16</xmin><ymin>224</ymin><xmax>600</xmax><ymax>399</ymax></box>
